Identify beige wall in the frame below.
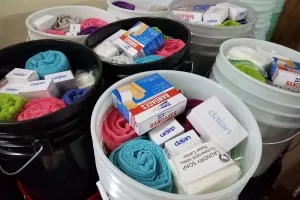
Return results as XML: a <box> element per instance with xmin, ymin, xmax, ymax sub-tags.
<box><xmin>0</xmin><ymin>0</ymin><xmax>106</xmax><ymax>48</ymax></box>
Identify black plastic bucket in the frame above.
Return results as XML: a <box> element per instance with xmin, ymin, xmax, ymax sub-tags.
<box><xmin>85</xmin><ymin>17</ymin><xmax>191</xmax><ymax>87</ymax></box>
<box><xmin>0</xmin><ymin>40</ymin><xmax>104</xmax><ymax>200</ymax></box>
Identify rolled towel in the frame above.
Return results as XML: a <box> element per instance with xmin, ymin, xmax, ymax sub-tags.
<box><xmin>78</xmin><ymin>26</ymin><xmax>100</xmax><ymax>35</ymax></box>
<box><xmin>134</xmin><ymin>55</ymin><xmax>163</xmax><ymax>64</ymax></box>
<box><xmin>102</xmin><ymin>108</ymin><xmax>138</xmax><ymax>152</ymax></box>
<box><xmin>81</xmin><ymin>18</ymin><xmax>108</xmax><ymax>31</ymax></box>
<box><xmin>0</xmin><ymin>94</ymin><xmax>26</xmax><ymax>121</ymax></box>
<box><xmin>25</xmin><ymin>50</ymin><xmax>70</xmax><ymax>79</ymax></box>
<box><xmin>156</xmin><ymin>39</ymin><xmax>185</xmax><ymax>58</ymax></box>
<box><xmin>53</xmin><ymin>15</ymin><xmax>80</xmax><ymax>32</ymax></box>
<box><xmin>112</xmin><ymin>1</ymin><xmax>135</xmax><ymax>10</ymax></box>
<box><xmin>61</xmin><ymin>88</ymin><xmax>88</xmax><ymax>105</ymax></box>
<box><xmin>17</xmin><ymin>98</ymin><xmax>66</xmax><ymax>121</ymax></box>
<box><xmin>109</xmin><ymin>137</ymin><xmax>173</xmax><ymax>192</ymax></box>
<box><xmin>44</xmin><ymin>30</ymin><xmax>66</xmax><ymax>35</ymax></box>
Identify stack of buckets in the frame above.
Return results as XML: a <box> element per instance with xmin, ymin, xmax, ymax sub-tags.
<box><xmin>238</xmin><ymin>0</ymin><xmax>275</xmax><ymax>40</ymax></box>
<box><xmin>266</xmin><ymin>0</ymin><xmax>286</xmax><ymax>40</ymax></box>
<box><xmin>209</xmin><ymin>38</ymin><xmax>300</xmax><ymax>176</ymax></box>
<box><xmin>168</xmin><ymin>0</ymin><xmax>258</xmax><ymax>76</ymax></box>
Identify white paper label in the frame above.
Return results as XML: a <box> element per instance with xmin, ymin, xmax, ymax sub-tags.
<box><xmin>171</xmin><ymin>141</ymin><xmax>233</xmax><ymax>185</ymax></box>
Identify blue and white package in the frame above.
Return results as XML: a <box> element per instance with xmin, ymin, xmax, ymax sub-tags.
<box><xmin>165</xmin><ymin>130</ymin><xmax>202</xmax><ymax>157</ymax></box>
<box><xmin>112</xmin><ymin>73</ymin><xmax>187</xmax><ymax>135</ymax></box>
<box><xmin>45</xmin><ymin>70</ymin><xmax>76</xmax><ymax>92</ymax></box>
<box><xmin>149</xmin><ymin>118</ymin><xmax>184</xmax><ymax>146</ymax></box>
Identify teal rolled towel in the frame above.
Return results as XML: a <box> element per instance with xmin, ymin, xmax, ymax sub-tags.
<box><xmin>25</xmin><ymin>50</ymin><xmax>70</xmax><ymax>79</ymax></box>
<box><xmin>109</xmin><ymin>137</ymin><xmax>173</xmax><ymax>192</ymax></box>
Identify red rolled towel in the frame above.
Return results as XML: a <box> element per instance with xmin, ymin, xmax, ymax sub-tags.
<box><xmin>101</xmin><ymin>107</ymin><xmax>138</xmax><ymax>153</ymax></box>
<box><xmin>17</xmin><ymin>98</ymin><xmax>66</xmax><ymax>121</ymax></box>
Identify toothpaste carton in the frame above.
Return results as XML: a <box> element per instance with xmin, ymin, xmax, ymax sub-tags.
<box><xmin>112</xmin><ymin>73</ymin><xmax>187</xmax><ymax>135</ymax></box>
<box><xmin>0</xmin><ymin>83</ymin><xmax>24</xmax><ymax>94</ymax></box>
<box><xmin>114</xmin><ymin>22</ymin><xmax>164</xmax><ymax>61</ymax></box>
<box><xmin>172</xmin><ymin>10</ymin><xmax>204</xmax><ymax>23</ymax></box>
<box><xmin>6</xmin><ymin>68</ymin><xmax>39</xmax><ymax>84</ymax></box>
<box><xmin>44</xmin><ymin>70</ymin><xmax>76</xmax><ymax>92</ymax></box>
<box><xmin>217</xmin><ymin>3</ymin><xmax>247</xmax><ymax>21</ymax></box>
<box><xmin>187</xmin><ymin>96</ymin><xmax>249</xmax><ymax>152</ymax></box>
<box><xmin>20</xmin><ymin>79</ymin><xmax>60</xmax><ymax>100</ymax></box>
<box><xmin>203</xmin><ymin>6</ymin><xmax>228</xmax><ymax>25</ymax></box>
<box><xmin>269</xmin><ymin>57</ymin><xmax>300</xmax><ymax>90</ymax></box>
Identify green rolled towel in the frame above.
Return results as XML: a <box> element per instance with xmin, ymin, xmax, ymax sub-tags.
<box><xmin>0</xmin><ymin>94</ymin><xmax>26</xmax><ymax>121</ymax></box>
<box><xmin>218</xmin><ymin>20</ymin><xmax>241</xmax><ymax>27</ymax></box>
<box><xmin>229</xmin><ymin>60</ymin><xmax>266</xmax><ymax>83</ymax></box>
<box><xmin>152</xmin><ymin>27</ymin><xmax>168</xmax><ymax>40</ymax></box>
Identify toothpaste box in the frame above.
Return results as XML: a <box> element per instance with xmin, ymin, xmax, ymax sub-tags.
<box><xmin>44</xmin><ymin>70</ymin><xmax>76</xmax><ymax>92</ymax></box>
<box><xmin>187</xmin><ymin>96</ymin><xmax>249</xmax><ymax>152</ymax></box>
<box><xmin>149</xmin><ymin>118</ymin><xmax>184</xmax><ymax>146</ymax></box>
<box><xmin>172</xmin><ymin>10</ymin><xmax>204</xmax><ymax>24</ymax></box>
<box><xmin>269</xmin><ymin>57</ymin><xmax>300</xmax><ymax>90</ymax></box>
<box><xmin>203</xmin><ymin>6</ymin><xmax>228</xmax><ymax>25</ymax></box>
<box><xmin>217</xmin><ymin>3</ymin><xmax>247</xmax><ymax>21</ymax></box>
<box><xmin>0</xmin><ymin>83</ymin><xmax>24</xmax><ymax>94</ymax></box>
<box><xmin>6</xmin><ymin>68</ymin><xmax>39</xmax><ymax>84</ymax></box>
<box><xmin>20</xmin><ymin>79</ymin><xmax>60</xmax><ymax>100</ymax></box>
<box><xmin>114</xmin><ymin>22</ymin><xmax>164</xmax><ymax>61</ymax></box>
<box><xmin>112</xmin><ymin>73</ymin><xmax>187</xmax><ymax>135</ymax></box>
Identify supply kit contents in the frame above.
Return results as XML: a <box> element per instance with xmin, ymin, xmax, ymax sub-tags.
<box><xmin>172</xmin><ymin>2</ymin><xmax>248</xmax><ymax>26</ymax></box>
<box><xmin>0</xmin><ymin>50</ymin><xmax>96</xmax><ymax>122</ymax></box>
<box><xmin>112</xmin><ymin>1</ymin><xmax>168</xmax><ymax>12</ymax></box>
<box><xmin>33</xmin><ymin>14</ymin><xmax>108</xmax><ymax>36</ymax></box>
<box><xmin>93</xmin><ymin>21</ymin><xmax>185</xmax><ymax>65</ymax></box>
<box><xmin>226</xmin><ymin>45</ymin><xmax>300</xmax><ymax>93</ymax></box>
<box><xmin>99</xmin><ymin>73</ymin><xmax>249</xmax><ymax>195</ymax></box>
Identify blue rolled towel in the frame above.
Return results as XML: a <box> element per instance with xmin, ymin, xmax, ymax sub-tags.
<box><xmin>134</xmin><ymin>55</ymin><xmax>163</xmax><ymax>64</ymax></box>
<box><xmin>61</xmin><ymin>88</ymin><xmax>88</xmax><ymax>105</ymax></box>
<box><xmin>109</xmin><ymin>137</ymin><xmax>173</xmax><ymax>192</ymax></box>
<box><xmin>25</xmin><ymin>50</ymin><xmax>70</xmax><ymax>79</ymax></box>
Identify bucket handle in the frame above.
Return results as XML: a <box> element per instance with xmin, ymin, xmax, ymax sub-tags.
<box><xmin>0</xmin><ymin>146</ymin><xmax>43</xmax><ymax>176</ymax></box>
<box><xmin>96</xmin><ymin>181</ymin><xmax>110</xmax><ymax>200</ymax></box>
<box><xmin>263</xmin><ymin>131</ymin><xmax>300</xmax><ymax>145</ymax></box>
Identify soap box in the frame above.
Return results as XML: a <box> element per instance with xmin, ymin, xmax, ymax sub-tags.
<box><xmin>6</xmin><ymin>68</ymin><xmax>40</xmax><ymax>84</ymax></box>
<box><xmin>217</xmin><ymin>3</ymin><xmax>247</xmax><ymax>21</ymax></box>
<box><xmin>172</xmin><ymin>10</ymin><xmax>203</xmax><ymax>23</ymax></box>
<box><xmin>0</xmin><ymin>83</ymin><xmax>24</xmax><ymax>95</ymax></box>
<box><xmin>187</xmin><ymin>96</ymin><xmax>249</xmax><ymax>152</ymax></box>
<box><xmin>114</xmin><ymin>22</ymin><xmax>164</xmax><ymax>61</ymax></box>
<box><xmin>44</xmin><ymin>70</ymin><xmax>76</xmax><ymax>92</ymax></box>
<box><xmin>149</xmin><ymin>118</ymin><xmax>184</xmax><ymax>146</ymax></box>
<box><xmin>20</xmin><ymin>80</ymin><xmax>60</xmax><ymax>100</ymax></box>
<box><xmin>112</xmin><ymin>73</ymin><xmax>187</xmax><ymax>135</ymax></box>
<box><xmin>269</xmin><ymin>57</ymin><xmax>300</xmax><ymax>90</ymax></box>
<box><xmin>203</xmin><ymin>6</ymin><xmax>228</xmax><ymax>25</ymax></box>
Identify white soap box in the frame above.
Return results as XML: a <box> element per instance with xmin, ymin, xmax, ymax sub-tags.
<box><xmin>44</xmin><ymin>70</ymin><xmax>76</xmax><ymax>92</ymax></box>
<box><xmin>6</xmin><ymin>68</ymin><xmax>39</xmax><ymax>84</ymax></box>
<box><xmin>20</xmin><ymin>80</ymin><xmax>60</xmax><ymax>100</ymax></box>
<box><xmin>216</xmin><ymin>3</ymin><xmax>247</xmax><ymax>21</ymax></box>
<box><xmin>0</xmin><ymin>83</ymin><xmax>24</xmax><ymax>95</ymax></box>
<box><xmin>203</xmin><ymin>6</ymin><xmax>228</xmax><ymax>25</ymax></box>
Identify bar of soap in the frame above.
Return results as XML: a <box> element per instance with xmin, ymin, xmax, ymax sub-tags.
<box><xmin>0</xmin><ymin>83</ymin><xmax>24</xmax><ymax>95</ymax></box>
<box><xmin>165</xmin><ymin>130</ymin><xmax>202</xmax><ymax>157</ymax></box>
<box><xmin>6</xmin><ymin>68</ymin><xmax>39</xmax><ymax>84</ymax></box>
<box><xmin>149</xmin><ymin>118</ymin><xmax>184</xmax><ymax>146</ymax></box>
<box><xmin>216</xmin><ymin>3</ymin><xmax>247</xmax><ymax>21</ymax></box>
<box><xmin>20</xmin><ymin>80</ymin><xmax>60</xmax><ymax>100</ymax></box>
<box><xmin>44</xmin><ymin>70</ymin><xmax>76</xmax><ymax>93</ymax></box>
<box><xmin>33</xmin><ymin>15</ymin><xmax>56</xmax><ymax>31</ymax></box>
<box><xmin>203</xmin><ymin>6</ymin><xmax>228</xmax><ymax>25</ymax></box>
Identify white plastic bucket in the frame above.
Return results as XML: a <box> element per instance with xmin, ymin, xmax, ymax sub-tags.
<box><xmin>107</xmin><ymin>0</ymin><xmax>171</xmax><ymax>20</ymax></box>
<box><xmin>91</xmin><ymin>70</ymin><xmax>262</xmax><ymax>200</ymax></box>
<box><xmin>25</xmin><ymin>6</ymin><xmax>117</xmax><ymax>44</ymax></box>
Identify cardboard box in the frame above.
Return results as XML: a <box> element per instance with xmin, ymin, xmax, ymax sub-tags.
<box><xmin>203</xmin><ymin>6</ymin><xmax>228</xmax><ymax>25</ymax></box>
<box><xmin>217</xmin><ymin>3</ymin><xmax>247</xmax><ymax>21</ymax></box>
<box><xmin>172</xmin><ymin>10</ymin><xmax>204</xmax><ymax>23</ymax></box>
<box><xmin>0</xmin><ymin>83</ymin><xmax>24</xmax><ymax>94</ymax></box>
<box><xmin>20</xmin><ymin>79</ymin><xmax>60</xmax><ymax>100</ymax></box>
<box><xmin>6</xmin><ymin>68</ymin><xmax>39</xmax><ymax>84</ymax></box>
<box><xmin>114</xmin><ymin>22</ymin><xmax>164</xmax><ymax>60</ymax></box>
<box><xmin>44</xmin><ymin>70</ymin><xmax>76</xmax><ymax>92</ymax></box>
<box><xmin>112</xmin><ymin>73</ymin><xmax>187</xmax><ymax>135</ymax></box>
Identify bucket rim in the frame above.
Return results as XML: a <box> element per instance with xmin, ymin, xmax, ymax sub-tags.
<box><xmin>90</xmin><ymin>70</ymin><xmax>262</xmax><ymax>199</ymax></box>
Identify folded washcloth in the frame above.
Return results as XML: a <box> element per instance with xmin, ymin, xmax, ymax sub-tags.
<box><xmin>78</xmin><ymin>26</ymin><xmax>100</xmax><ymax>35</ymax></box>
<box><xmin>61</xmin><ymin>88</ymin><xmax>88</xmax><ymax>105</ymax></box>
<box><xmin>134</xmin><ymin>55</ymin><xmax>163</xmax><ymax>64</ymax></box>
<box><xmin>229</xmin><ymin>60</ymin><xmax>266</xmax><ymax>82</ymax></box>
<box><xmin>0</xmin><ymin>94</ymin><xmax>26</xmax><ymax>121</ymax></box>
<box><xmin>109</xmin><ymin>137</ymin><xmax>173</xmax><ymax>192</ymax></box>
<box><xmin>17</xmin><ymin>97</ymin><xmax>66</xmax><ymax>121</ymax></box>
<box><xmin>25</xmin><ymin>50</ymin><xmax>70</xmax><ymax>79</ymax></box>
<box><xmin>80</xmin><ymin>18</ymin><xmax>108</xmax><ymax>31</ymax></box>
<box><xmin>53</xmin><ymin>15</ymin><xmax>80</xmax><ymax>32</ymax></box>
<box><xmin>102</xmin><ymin>108</ymin><xmax>138</xmax><ymax>152</ymax></box>
<box><xmin>156</xmin><ymin>39</ymin><xmax>185</xmax><ymax>58</ymax></box>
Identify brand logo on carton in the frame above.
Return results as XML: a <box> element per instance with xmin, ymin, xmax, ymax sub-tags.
<box><xmin>6</xmin><ymin>88</ymin><xmax>18</xmax><ymax>91</ymax></box>
<box><xmin>141</xmin><ymin>93</ymin><xmax>171</xmax><ymax>110</ymax></box>
<box><xmin>31</xmin><ymin>81</ymin><xmax>45</xmax><ymax>86</ymax></box>
<box><xmin>175</xmin><ymin>135</ymin><xmax>191</xmax><ymax>146</ymax></box>
<box><xmin>13</xmin><ymin>73</ymin><xmax>26</xmax><ymax>76</ymax></box>
<box><xmin>53</xmin><ymin>75</ymin><xmax>67</xmax><ymax>80</ymax></box>
<box><xmin>207</xmin><ymin>19</ymin><xmax>217</xmax><ymax>23</ymax></box>
<box><xmin>124</xmin><ymin>37</ymin><xmax>138</xmax><ymax>48</ymax></box>
<box><xmin>209</xmin><ymin>110</ymin><xmax>232</xmax><ymax>135</ymax></box>
<box><xmin>296</xmin><ymin>78</ymin><xmax>300</xmax><ymax>83</ymax></box>
<box><xmin>160</xmin><ymin>126</ymin><xmax>175</xmax><ymax>137</ymax></box>
<box><xmin>158</xmin><ymin>101</ymin><xmax>171</xmax><ymax>110</ymax></box>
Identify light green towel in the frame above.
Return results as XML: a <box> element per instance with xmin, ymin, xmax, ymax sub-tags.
<box><xmin>218</xmin><ymin>20</ymin><xmax>241</xmax><ymax>27</ymax></box>
<box><xmin>0</xmin><ymin>94</ymin><xmax>26</xmax><ymax>121</ymax></box>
